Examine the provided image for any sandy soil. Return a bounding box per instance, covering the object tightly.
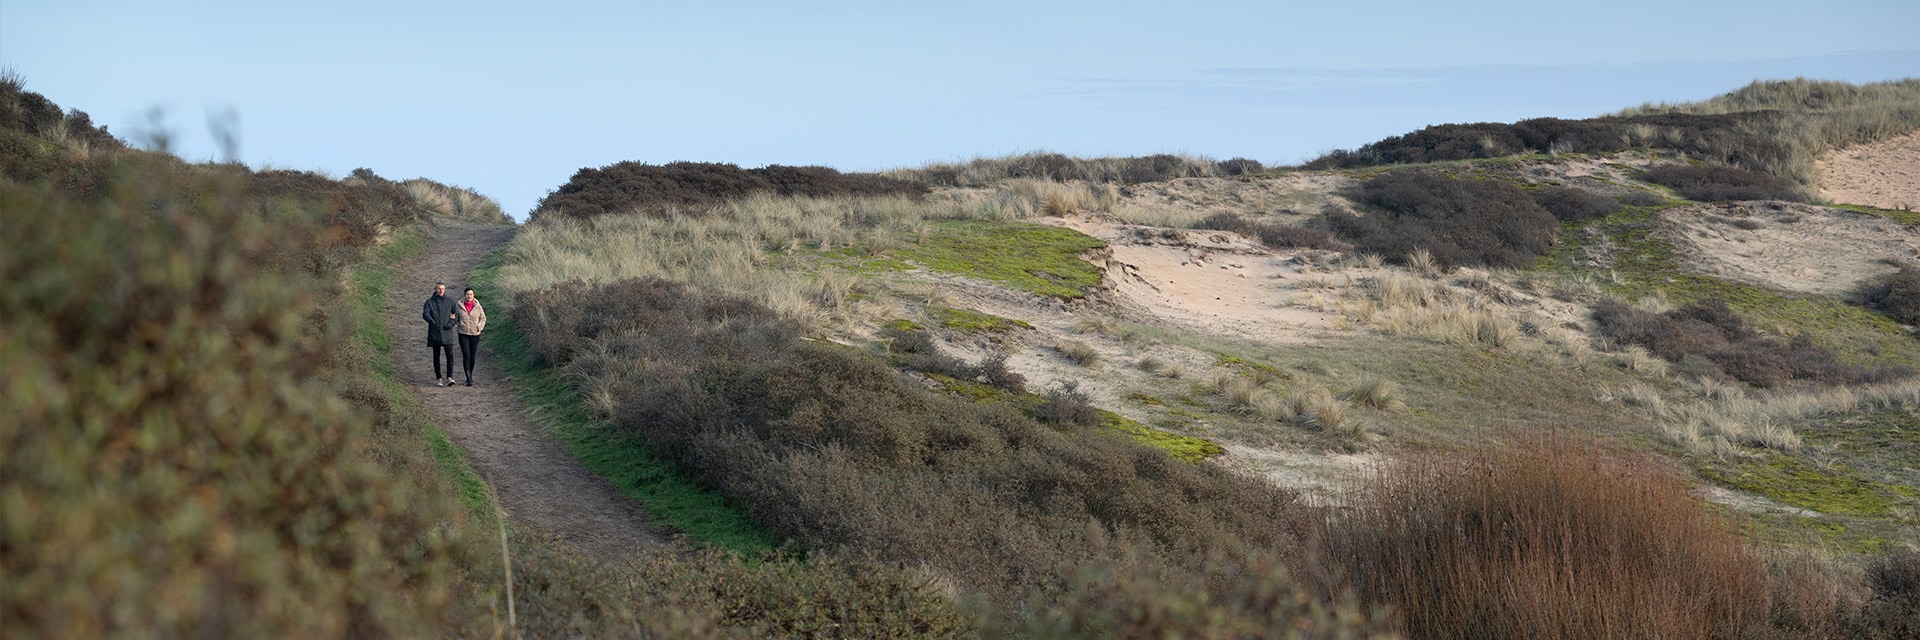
[1052,214,1341,345]
[385,219,665,559]
[1662,202,1918,297]
[1818,130,1920,210]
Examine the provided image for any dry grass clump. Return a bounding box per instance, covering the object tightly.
[510,277,1348,626]
[1593,298,1911,388]
[1287,388,1347,432]
[1134,355,1183,379]
[1055,340,1103,367]
[398,177,512,223]
[1343,376,1404,411]
[1328,170,1560,270]
[1325,436,1778,640]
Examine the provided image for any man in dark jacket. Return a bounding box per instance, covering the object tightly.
[422,282,460,386]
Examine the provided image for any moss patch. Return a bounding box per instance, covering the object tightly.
[934,306,1032,334]
[1833,203,1920,226]
[1693,452,1903,517]
[896,220,1106,298]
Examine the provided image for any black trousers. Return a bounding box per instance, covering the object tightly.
[458,333,481,381]
[431,344,454,379]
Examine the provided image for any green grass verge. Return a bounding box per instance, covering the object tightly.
[896,220,1106,298]
[934,306,1032,334]
[471,250,781,555]
[344,226,498,522]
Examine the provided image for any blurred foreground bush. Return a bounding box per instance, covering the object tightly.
[0,161,457,636]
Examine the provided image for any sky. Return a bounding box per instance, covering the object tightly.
[4,1,1917,220]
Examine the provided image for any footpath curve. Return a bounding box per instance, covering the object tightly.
[384,219,665,559]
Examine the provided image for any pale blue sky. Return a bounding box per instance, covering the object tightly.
[4,1,1916,219]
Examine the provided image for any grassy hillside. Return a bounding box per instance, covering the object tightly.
[12,73,1920,638]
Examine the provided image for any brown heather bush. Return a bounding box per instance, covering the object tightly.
[510,276,1377,629]
[1197,211,1345,251]
[1327,171,1559,269]
[532,160,928,220]
[0,159,457,637]
[1592,298,1909,388]
[1644,164,1809,202]
[1325,436,1776,640]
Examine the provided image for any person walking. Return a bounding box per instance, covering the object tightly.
[455,286,487,387]
[422,282,460,386]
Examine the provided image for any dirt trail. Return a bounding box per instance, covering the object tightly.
[385,219,665,559]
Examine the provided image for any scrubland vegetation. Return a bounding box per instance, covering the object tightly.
[12,65,1920,639]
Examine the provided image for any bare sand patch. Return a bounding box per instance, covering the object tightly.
[1818,130,1920,210]
[1662,202,1919,297]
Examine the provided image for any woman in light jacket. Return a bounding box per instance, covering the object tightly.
[455,287,488,387]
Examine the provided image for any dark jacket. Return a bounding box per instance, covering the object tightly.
[422,293,459,346]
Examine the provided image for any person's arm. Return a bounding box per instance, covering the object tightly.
[475,303,487,333]
[423,299,433,324]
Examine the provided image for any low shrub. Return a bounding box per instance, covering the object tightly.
[2,156,454,636]
[898,151,1224,187]
[1850,550,1920,640]
[1531,184,1622,221]
[1857,266,1920,324]
[511,277,1322,617]
[1034,381,1102,428]
[1644,164,1808,202]
[1327,171,1559,269]
[1325,436,1775,640]
[1591,298,1909,387]
[532,160,928,220]
[1196,212,1344,250]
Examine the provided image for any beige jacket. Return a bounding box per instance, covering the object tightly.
[457,299,487,336]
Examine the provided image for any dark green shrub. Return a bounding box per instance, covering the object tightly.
[1857,267,1920,324]
[1644,164,1808,202]
[533,161,927,220]
[1532,185,1622,221]
[1215,157,1265,175]
[1197,212,1344,250]
[1,161,456,637]
[1327,171,1559,269]
[1591,298,1908,387]
[1850,550,1920,640]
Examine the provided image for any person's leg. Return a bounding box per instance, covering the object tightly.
[459,334,479,384]
[431,345,445,380]
[441,345,456,382]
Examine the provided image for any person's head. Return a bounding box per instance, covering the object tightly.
[463,287,476,301]
[434,282,446,296]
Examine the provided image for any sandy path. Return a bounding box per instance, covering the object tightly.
[386,219,665,559]
[1819,130,1920,210]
